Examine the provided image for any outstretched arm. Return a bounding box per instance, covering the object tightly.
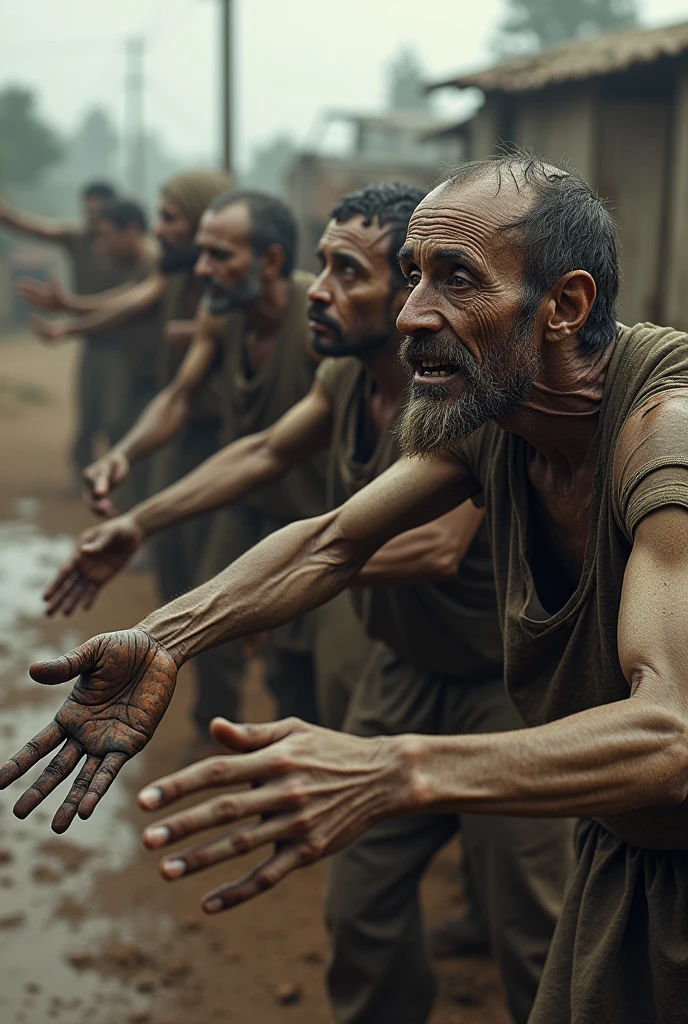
[45,382,334,614]
[0,199,74,242]
[139,451,475,664]
[352,501,484,587]
[17,275,143,315]
[131,504,688,914]
[0,453,476,831]
[82,311,220,516]
[31,271,166,343]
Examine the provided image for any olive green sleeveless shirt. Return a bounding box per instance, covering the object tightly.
[317,356,503,680]
[456,322,688,849]
[216,270,326,523]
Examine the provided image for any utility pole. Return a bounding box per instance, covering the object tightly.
[220,0,233,175]
[125,37,146,199]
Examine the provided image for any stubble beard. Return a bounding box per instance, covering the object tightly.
[397,314,541,457]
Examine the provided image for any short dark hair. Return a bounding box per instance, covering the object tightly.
[82,181,117,201]
[209,190,297,277]
[443,148,619,354]
[330,182,426,289]
[96,198,148,233]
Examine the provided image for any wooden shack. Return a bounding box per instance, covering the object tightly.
[428,21,688,331]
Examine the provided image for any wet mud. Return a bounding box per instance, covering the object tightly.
[0,333,509,1023]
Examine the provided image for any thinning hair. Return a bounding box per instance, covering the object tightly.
[442,147,619,353]
[96,198,148,234]
[209,189,298,277]
[331,181,426,289]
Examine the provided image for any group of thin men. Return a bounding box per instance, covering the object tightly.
[0,154,687,1024]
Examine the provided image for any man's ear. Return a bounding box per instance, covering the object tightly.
[260,243,286,280]
[543,271,597,343]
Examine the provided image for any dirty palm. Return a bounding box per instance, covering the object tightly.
[0,629,177,833]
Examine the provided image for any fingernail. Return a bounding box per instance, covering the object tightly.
[203,897,224,914]
[144,825,171,847]
[139,786,163,808]
[162,858,186,879]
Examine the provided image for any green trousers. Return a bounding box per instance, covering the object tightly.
[325,644,575,1024]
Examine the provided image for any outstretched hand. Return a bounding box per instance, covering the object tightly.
[30,315,71,344]
[138,717,410,913]
[0,630,178,833]
[16,275,68,313]
[82,451,131,517]
[44,516,145,617]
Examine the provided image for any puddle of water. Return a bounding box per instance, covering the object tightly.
[0,506,174,1023]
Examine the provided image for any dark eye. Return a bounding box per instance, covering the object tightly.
[340,266,357,283]
[450,271,473,289]
[406,269,421,288]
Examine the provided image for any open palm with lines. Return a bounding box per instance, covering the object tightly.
[0,629,178,833]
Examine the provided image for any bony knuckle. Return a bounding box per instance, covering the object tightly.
[228,831,252,856]
[301,836,326,861]
[216,795,238,819]
[255,867,278,891]
[295,808,315,834]
[208,758,229,782]
[269,753,292,776]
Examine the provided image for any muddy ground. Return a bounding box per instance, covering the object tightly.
[0,330,509,1024]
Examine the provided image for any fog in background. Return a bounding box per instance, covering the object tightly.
[3,0,688,173]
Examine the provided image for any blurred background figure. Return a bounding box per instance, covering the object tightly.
[0,181,138,491]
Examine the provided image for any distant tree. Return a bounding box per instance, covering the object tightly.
[0,86,62,185]
[67,108,119,179]
[387,49,431,112]
[495,0,638,55]
[245,135,298,198]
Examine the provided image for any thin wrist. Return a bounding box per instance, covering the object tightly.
[387,733,433,814]
[137,612,190,668]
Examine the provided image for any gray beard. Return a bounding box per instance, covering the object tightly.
[397,316,541,457]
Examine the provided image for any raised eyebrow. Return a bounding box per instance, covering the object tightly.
[331,250,366,272]
[432,247,482,275]
[398,246,414,263]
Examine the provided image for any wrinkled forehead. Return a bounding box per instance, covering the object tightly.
[404,176,530,270]
[319,214,394,260]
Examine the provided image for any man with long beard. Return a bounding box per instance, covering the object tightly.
[6,151,688,1023]
[33,182,571,1023]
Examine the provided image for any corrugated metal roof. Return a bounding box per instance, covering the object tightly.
[427,20,688,94]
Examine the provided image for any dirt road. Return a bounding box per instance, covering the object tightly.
[0,331,509,1024]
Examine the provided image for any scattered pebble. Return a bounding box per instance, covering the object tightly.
[67,952,95,971]
[107,942,147,971]
[136,969,157,993]
[163,956,190,982]
[179,915,202,933]
[0,846,13,865]
[0,912,25,929]
[32,864,61,885]
[25,982,41,994]
[274,982,302,1006]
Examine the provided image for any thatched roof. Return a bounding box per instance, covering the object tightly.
[428,20,688,95]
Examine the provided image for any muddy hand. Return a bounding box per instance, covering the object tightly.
[82,451,130,517]
[43,516,145,617]
[0,630,178,833]
[139,717,409,913]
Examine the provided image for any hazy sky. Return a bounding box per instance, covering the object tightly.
[2,0,688,170]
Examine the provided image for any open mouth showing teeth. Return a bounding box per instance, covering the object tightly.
[414,358,458,378]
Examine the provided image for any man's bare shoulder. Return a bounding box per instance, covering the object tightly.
[615,388,688,481]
